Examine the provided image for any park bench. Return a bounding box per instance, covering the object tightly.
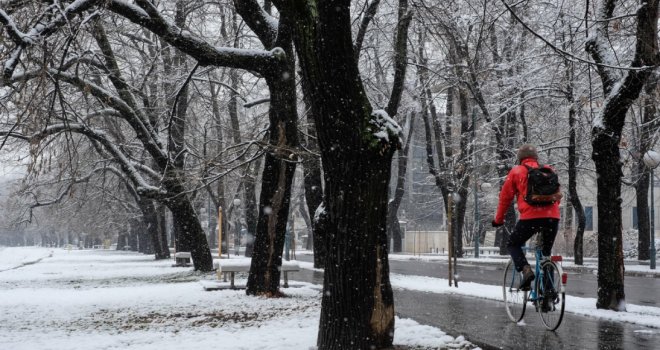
[211,259,300,289]
[174,252,192,266]
[463,246,500,256]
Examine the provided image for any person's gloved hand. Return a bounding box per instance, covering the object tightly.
[492,220,503,227]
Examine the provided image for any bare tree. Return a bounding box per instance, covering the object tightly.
[585,0,659,310]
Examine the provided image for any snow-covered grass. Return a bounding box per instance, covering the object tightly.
[0,248,477,350]
[0,246,53,271]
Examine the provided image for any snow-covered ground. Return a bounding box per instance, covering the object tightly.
[0,247,476,350]
[0,246,53,271]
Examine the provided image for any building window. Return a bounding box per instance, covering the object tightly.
[584,206,593,231]
[632,207,638,230]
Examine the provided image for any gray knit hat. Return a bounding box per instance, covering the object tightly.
[517,144,538,163]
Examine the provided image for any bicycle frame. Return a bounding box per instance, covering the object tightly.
[529,247,566,305]
[503,230,567,330]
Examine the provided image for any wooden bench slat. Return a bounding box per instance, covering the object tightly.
[211,259,299,288]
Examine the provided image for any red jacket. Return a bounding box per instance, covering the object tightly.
[494,158,561,224]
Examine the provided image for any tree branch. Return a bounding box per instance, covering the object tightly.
[233,0,278,47]
[385,0,412,118]
[0,0,102,79]
[354,0,381,62]
[107,0,281,75]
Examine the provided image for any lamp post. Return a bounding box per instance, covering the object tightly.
[643,150,659,270]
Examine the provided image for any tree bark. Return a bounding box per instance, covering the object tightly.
[636,77,659,260]
[300,63,325,268]
[139,197,169,259]
[586,0,658,310]
[245,46,298,296]
[387,113,415,253]
[244,159,259,257]
[289,2,398,347]
[566,65,586,265]
[569,104,586,264]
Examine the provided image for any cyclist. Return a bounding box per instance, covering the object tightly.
[492,144,562,297]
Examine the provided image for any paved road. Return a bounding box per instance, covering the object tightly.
[293,257,660,349]
[395,289,659,350]
[297,255,660,306]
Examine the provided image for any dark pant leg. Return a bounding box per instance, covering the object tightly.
[507,220,537,271]
[540,218,560,257]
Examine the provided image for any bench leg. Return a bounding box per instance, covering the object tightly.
[283,271,289,288]
[230,272,235,289]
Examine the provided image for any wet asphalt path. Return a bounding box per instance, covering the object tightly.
[388,258,660,307]
[395,288,659,350]
[293,258,660,349]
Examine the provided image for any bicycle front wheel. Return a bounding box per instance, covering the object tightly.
[503,260,527,323]
[537,261,566,331]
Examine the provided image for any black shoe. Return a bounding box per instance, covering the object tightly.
[541,301,553,312]
[541,290,558,312]
[519,265,535,291]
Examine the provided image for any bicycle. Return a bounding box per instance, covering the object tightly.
[502,232,567,331]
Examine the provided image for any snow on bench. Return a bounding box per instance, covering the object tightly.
[207,259,300,289]
[173,252,192,267]
[462,246,500,256]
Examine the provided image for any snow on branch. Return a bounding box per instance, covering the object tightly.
[584,0,619,92]
[25,165,125,210]
[499,0,651,79]
[590,0,659,132]
[6,67,172,174]
[0,0,102,79]
[0,9,28,45]
[354,0,382,62]
[108,0,282,75]
[0,123,164,197]
[234,0,279,47]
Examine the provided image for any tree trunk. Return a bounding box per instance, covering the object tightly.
[246,46,298,295]
[387,113,415,253]
[637,78,659,260]
[290,3,397,347]
[586,0,658,310]
[452,86,471,258]
[164,189,213,271]
[636,169,650,261]
[319,155,395,349]
[116,234,126,250]
[244,159,259,257]
[157,204,170,258]
[567,74,586,266]
[209,72,227,252]
[300,72,325,267]
[139,197,168,259]
[592,129,626,310]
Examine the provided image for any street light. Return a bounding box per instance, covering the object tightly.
[642,150,659,270]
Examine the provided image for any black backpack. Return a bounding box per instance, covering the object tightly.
[523,164,561,205]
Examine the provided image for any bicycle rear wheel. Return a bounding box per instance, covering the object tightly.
[537,261,565,331]
[503,260,527,322]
